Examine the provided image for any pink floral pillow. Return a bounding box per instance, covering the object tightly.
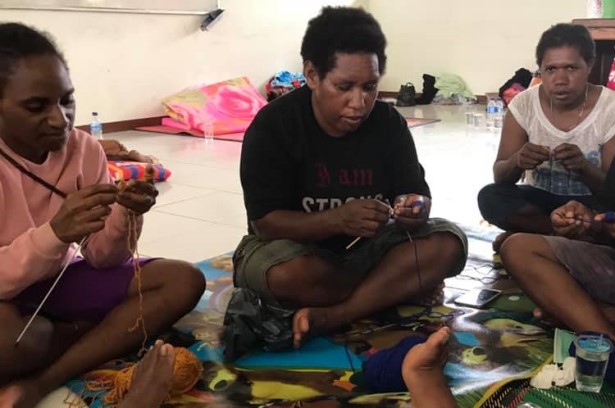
[162,77,268,135]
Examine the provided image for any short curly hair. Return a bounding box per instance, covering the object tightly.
[300,7,387,78]
[0,23,67,96]
[536,23,595,67]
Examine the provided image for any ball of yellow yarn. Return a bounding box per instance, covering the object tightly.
[105,347,202,404]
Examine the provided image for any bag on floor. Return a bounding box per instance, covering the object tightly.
[415,74,438,105]
[265,70,306,101]
[499,68,533,107]
[396,82,416,107]
[222,287,295,361]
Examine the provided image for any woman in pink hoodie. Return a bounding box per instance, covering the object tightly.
[0,23,206,407]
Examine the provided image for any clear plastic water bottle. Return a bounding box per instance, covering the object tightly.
[486,98,497,130]
[90,112,103,140]
[587,0,602,18]
[494,98,505,129]
[203,122,214,144]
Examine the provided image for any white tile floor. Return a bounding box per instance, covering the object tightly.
[113,103,501,264]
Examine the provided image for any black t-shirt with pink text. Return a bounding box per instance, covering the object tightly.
[240,85,430,253]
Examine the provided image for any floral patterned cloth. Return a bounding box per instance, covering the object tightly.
[162,76,268,135]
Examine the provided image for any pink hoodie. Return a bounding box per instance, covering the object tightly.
[0,128,143,300]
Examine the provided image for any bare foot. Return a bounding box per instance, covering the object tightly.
[492,231,514,253]
[411,283,445,307]
[0,378,46,408]
[126,150,159,164]
[292,307,343,349]
[0,385,23,408]
[117,340,176,408]
[0,321,95,408]
[106,150,159,164]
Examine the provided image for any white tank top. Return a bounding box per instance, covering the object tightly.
[508,85,615,196]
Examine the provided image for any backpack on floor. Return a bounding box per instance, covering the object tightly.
[396,82,417,107]
[221,287,295,361]
[265,70,306,101]
[499,68,533,107]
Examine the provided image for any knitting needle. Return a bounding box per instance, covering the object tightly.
[15,236,87,346]
[554,211,615,225]
[345,199,395,250]
[345,236,362,250]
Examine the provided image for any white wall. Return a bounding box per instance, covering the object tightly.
[1,0,359,125]
[369,0,586,95]
[2,0,588,124]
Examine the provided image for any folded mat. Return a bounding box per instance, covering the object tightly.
[162,76,267,136]
[135,117,439,143]
[66,237,559,408]
[107,161,171,183]
[135,124,245,142]
[405,117,440,128]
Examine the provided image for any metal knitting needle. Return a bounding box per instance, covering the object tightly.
[15,236,87,346]
[558,215,593,224]
[345,236,362,250]
[554,211,615,225]
[346,199,394,250]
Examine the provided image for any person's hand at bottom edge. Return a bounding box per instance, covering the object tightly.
[402,327,457,408]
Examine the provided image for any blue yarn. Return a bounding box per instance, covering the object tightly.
[568,331,615,385]
[363,335,426,393]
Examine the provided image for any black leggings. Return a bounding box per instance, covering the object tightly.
[477,183,595,230]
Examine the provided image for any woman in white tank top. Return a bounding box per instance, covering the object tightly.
[478,23,615,252]
[500,25,615,349]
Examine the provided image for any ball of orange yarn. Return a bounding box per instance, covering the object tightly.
[104,347,202,404]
